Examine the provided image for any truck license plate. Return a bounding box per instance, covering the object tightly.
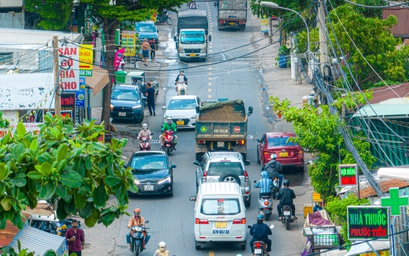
[217,142,224,147]
[119,112,126,117]
[144,185,154,191]
[190,53,196,57]
[254,249,262,254]
[176,120,184,125]
[229,22,235,26]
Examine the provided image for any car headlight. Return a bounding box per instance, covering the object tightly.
[132,105,142,109]
[110,104,114,111]
[158,177,171,184]
[134,179,140,185]
[190,114,198,119]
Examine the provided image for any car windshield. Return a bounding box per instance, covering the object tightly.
[180,31,205,44]
[130,155,168,171]
[267,136,298,147]
[201,198,240,215]
[136,24,156,32]
[111,89,140,101]
[207,162,243,176]
[167,99,196,110]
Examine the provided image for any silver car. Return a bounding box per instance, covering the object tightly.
[193,151,251,207]
[162,95,201,129]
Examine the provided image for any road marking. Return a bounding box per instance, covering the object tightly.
[208,95,212,98]
[208,77,212,80]
[209,67,212,70]
[209,72,212,75]
[209,50,212,53]
[208,88,212,92]
[209,251,214,256]
[208,82,212,86]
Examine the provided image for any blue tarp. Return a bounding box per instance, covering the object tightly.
[9,226,67,256]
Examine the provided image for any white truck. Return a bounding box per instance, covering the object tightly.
[174,10,211,61]
[214,0,248,30]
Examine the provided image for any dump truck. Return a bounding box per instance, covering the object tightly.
[174,10,211,61]
[195,99,253,161]
[214,0,248,30]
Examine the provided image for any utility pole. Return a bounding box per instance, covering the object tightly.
[318,0,329,73]
[53,36,61,116]
[269,17,273,44]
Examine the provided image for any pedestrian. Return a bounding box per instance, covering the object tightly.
[141,38,151,66]
[65,220,85,256]
[145,82,156,116]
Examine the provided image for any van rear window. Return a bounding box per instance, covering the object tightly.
[200,199,240,215]
[207,162,243,176]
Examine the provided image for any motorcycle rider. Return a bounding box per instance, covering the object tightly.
[127,208,151,249]
[249,214,272,255]
[153,241,170,256]
[160,116,178,149]
[265,153,283,189]
[174,69,188,92]
[276,180,297,220]
[254,171,274,198]
[138,123,152,141]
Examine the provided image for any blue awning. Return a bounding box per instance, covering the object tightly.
[9,226,67,256]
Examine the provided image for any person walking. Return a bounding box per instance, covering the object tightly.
[65,220,85,256]
[141,38,151,66]
[145,82,156,116]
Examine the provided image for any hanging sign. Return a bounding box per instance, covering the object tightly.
[347,206,389,241]
[339,164,358,186]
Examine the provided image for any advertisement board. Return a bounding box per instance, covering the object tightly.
[347,206,389,241]
[59,44,80,90]
[339,164,358,186]
[79,44,93,77]
[121,31,138,57]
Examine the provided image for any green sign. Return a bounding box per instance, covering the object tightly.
[381,187,409,216]
[200,126,207,133]
[339,164,358,186]
[347,206,389,241]
[80,70,93,76]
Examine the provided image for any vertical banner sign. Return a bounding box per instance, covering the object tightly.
[121,30,137,57]
[260,17,269,34]
[59,44,80,90]
[347,206,389,241]
[79,44,93,77]
[339,164,358,186]
[114,48,126,71]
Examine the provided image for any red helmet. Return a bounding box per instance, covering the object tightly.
[134,208,141,214]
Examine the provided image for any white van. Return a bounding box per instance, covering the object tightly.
[189,182,247,250]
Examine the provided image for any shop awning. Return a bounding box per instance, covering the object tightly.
[85,66,109,96]
[9,226,67,256]
[378,167,409,181]
[344,241,389,256]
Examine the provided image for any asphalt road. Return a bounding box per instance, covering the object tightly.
[83,2,313,256]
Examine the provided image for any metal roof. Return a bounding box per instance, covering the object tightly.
[352,104,409,118]
[382,8,409,37]
[0,28,82,45]
[9,226,67,256]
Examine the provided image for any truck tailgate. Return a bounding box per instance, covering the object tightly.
[196,122,246,138]
[218,10,247,20]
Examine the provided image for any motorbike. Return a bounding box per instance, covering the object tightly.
[156,10,172,25]
[188,1,198,9]
[175,82,188,95]
[248,224,274,256]
[129,220,149,256]
[162,130,175,155]
[139,133,153,151]
[280,205,295,230]
[254,181,273,221]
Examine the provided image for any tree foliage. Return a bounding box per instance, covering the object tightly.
[0,113,138,230]
[24,0,73,30]
[270,96,376,199]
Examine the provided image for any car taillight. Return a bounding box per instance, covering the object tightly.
[195,218,209,224]
[202,171,207,182]
[299,150,303,154]
[255,242,261,248]
[237,140,245,145]
[239,21,245,24]
[244,171,249,182]
[233,218,246,224]
[198,140,205,144]
[263,151,270,159]
[264,200,270,206]
[220,20,225,24]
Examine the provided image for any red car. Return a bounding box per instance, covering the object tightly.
[256,132,304,172]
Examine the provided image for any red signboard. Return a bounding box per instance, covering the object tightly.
[339,164,358,186]
[234,126,240,133]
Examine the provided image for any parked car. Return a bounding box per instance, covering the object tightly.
[125,151,176,196]
[110,84,146,123]
[162,95,201,129]
[135,21,159,50]
[193,151,251,207]
[256,132,304,172]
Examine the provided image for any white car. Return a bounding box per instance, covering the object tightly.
[162,95,201,129]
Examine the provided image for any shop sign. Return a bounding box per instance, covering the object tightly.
[347,206,389,241]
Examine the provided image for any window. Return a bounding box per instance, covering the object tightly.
[267,137,298,147]
[201,199,240,215]
[168,99,197,110]
[207,162,243,176]
[111,89,140,101]
[130,155,168,170]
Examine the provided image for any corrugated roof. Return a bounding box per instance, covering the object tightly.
[353,104,409,118]
[0,28,82,45]
[369,83,409,104]
[383,8,409,37]
[9,226,67,256]
[358,179,409,198]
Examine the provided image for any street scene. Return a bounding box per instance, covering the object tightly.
[1,0,409,256]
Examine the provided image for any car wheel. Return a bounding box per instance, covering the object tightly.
[241,153,246,162]
[218,173,241,186]
[195,241,201,250]
[245,200,250,208]
[135,114,144,123]
[239,243,246,250]
[257,150,260,163]
[299,165,305,173]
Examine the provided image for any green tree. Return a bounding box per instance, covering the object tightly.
[270,96,376,199]
[0,113,138,230]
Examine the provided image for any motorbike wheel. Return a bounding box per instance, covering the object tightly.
[134,240,141,256]
[166,17,172,25]
[265,214,270,221]
[285,218,290,230]
[166,147,171,155]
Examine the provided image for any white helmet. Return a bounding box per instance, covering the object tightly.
[142,123,148,130]
[158,241,166,251]
[166,116,172,124]
[271,153,276,160]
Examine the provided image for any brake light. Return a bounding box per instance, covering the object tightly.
[237,140,245,145]
[233,218,246,224]
[244,171,249,182]
[220,20,225,24]
[255,242,261,248]
[264,200,270,206]
[239,21,245,24]
[299,150,303,154]
[195,218,209,224]
[198,140,205,144]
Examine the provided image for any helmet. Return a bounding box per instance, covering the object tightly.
[271,153,276,160]
[257,214,264,221]
[261,171,268,179]
[166,116,172,124]
[158,241,166,252]
[142,123,148,130]
[283,179,289,187]
[180,69,184,73]
[133,208,141,214]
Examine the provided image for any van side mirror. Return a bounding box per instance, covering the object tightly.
[248,106,253,116]
[171,164,177,169]
[196,106,200,112]
[255,139,261,143]
[208,35,212,42]
[189,196,196,201]
[245,160,250,166]
[193,160,200,166]
[174,36,177,41]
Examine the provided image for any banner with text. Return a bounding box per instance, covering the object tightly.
[347,206,389,241]
[121,30,138,57]
[59,44,80,90]
[79,44,93,77]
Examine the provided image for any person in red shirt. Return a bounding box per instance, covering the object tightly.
[65,220,85,256]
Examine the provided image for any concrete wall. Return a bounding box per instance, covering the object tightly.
[0,12,24,29]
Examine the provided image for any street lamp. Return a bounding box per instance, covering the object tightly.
[260,1,310,55]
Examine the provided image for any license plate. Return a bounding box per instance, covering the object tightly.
[279,152,288,157]
[229,22,235,26]
[176,120,184,125]
[284,210,291,216]
[144,185,154,191]
[215,222,226,228]
[254,249,262,254]
[217,142,224,147]
[189,53,196,57]
[119,112,126,117]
